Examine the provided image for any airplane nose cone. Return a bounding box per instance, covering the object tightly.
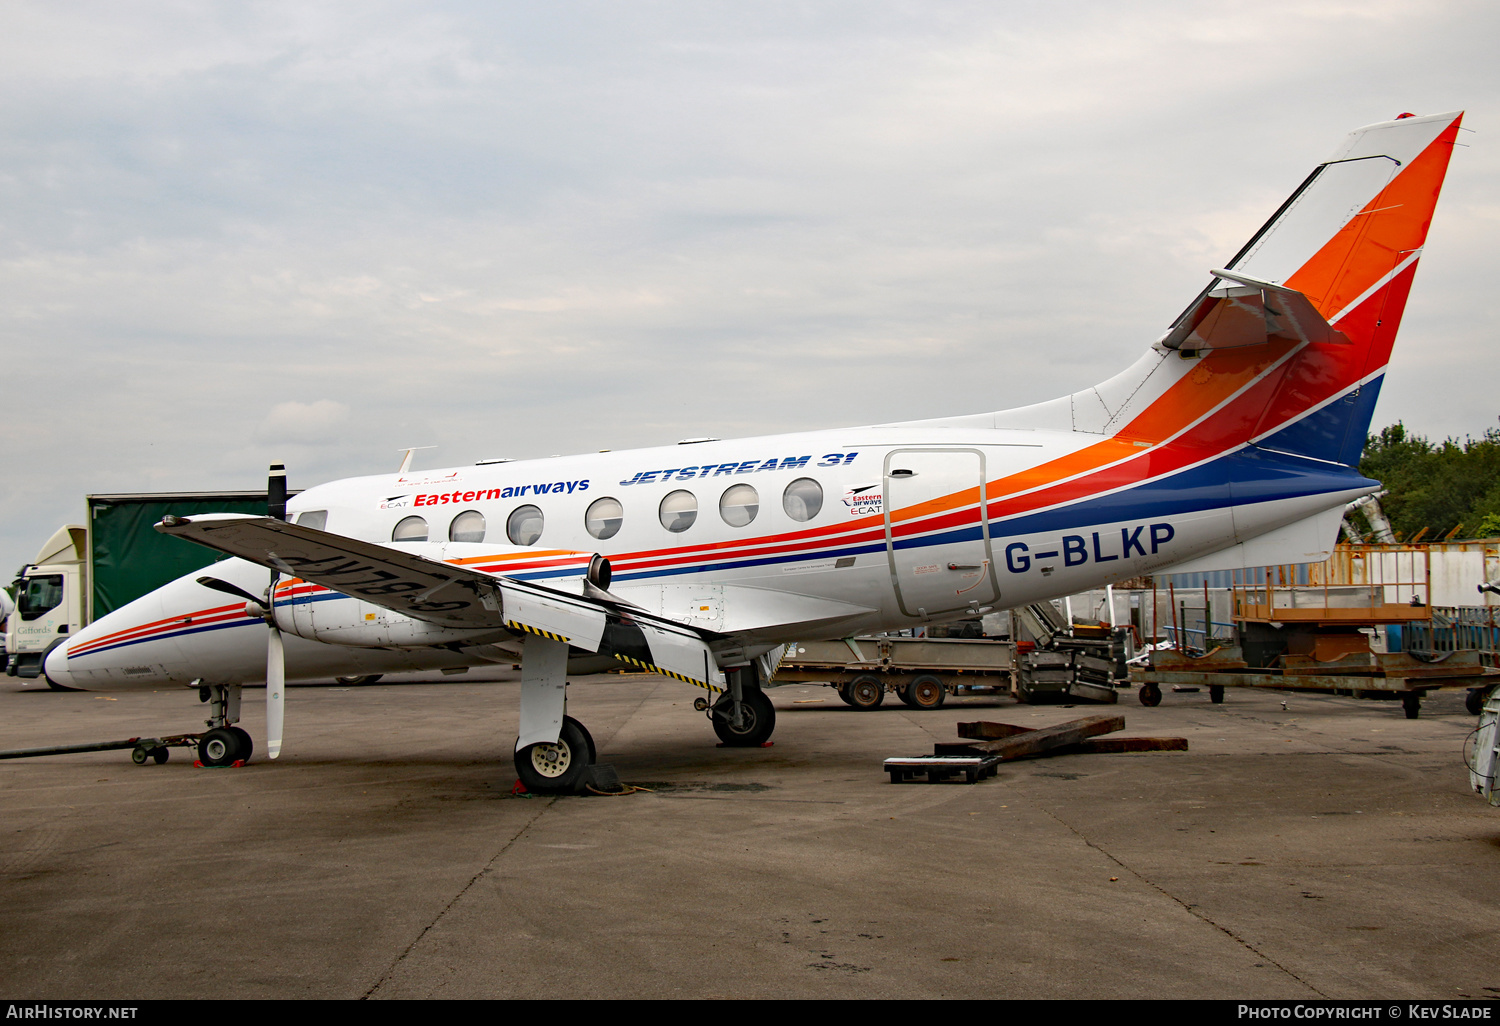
[43,641,74,688]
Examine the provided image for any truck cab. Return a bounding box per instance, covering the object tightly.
[5,525,87,683]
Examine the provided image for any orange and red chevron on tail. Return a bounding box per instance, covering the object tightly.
[1248,112,1462,465]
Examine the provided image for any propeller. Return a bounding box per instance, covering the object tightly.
[200,463,289,758]
[265,462,287,758]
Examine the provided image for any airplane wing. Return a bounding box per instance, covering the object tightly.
[155,513,725,690]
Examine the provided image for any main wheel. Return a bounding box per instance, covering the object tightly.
[514,719,591,794]
[712,688,777,747]
[903,675,947,710]
[564,715,596,765]
[1467,688,1490,716]
[228,726,254,764]
[846,675,886,709]
[198,727,246,767]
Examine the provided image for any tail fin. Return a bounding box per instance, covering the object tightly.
[1216,110,1464,465]
[977,112,1462,461]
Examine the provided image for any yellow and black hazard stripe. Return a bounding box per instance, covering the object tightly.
[505,620,571,644]
[614,654,724,693]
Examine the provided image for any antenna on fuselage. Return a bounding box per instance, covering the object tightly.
[396,446,436,474]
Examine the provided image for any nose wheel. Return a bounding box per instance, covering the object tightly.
[198,726,253,767]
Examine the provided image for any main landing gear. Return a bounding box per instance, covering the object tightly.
[512,636,606,795]
[514,716,596,794]
[705,664,777,747]
[510,641,781,793]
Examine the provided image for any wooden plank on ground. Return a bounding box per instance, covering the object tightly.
[935,733,1187,758]
[957,721,1035,740]
[1072,737,1187,754]
[946,714,1124,760]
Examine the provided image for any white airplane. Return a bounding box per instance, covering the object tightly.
[44,111,1465,791]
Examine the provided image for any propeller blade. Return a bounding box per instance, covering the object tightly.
[266,625,285,760]
[195,576,265,605]
[268,462,287,522]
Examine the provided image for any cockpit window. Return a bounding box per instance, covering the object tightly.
[295,510,328,531]
[449,510,486,543]
[507,505,544,546]
[392,516,428,542]
[782,478,822,522]
[659,490,697,533]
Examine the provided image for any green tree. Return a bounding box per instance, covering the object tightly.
[1359,422,1500,539]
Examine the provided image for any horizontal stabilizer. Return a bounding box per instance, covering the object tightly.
[1162,271,1349,351]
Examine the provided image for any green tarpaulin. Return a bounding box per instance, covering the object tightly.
[88,494,273,620]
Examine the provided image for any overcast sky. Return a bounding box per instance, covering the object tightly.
[2,1,1495,572]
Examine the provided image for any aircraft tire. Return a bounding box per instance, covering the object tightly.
[712,688,776,747]
[228,726,254,764]
[514,719,591,794]
[846,675,885,710]
[565,715,596,765]
[198,727,246,767]
[904,675,947,710]
[1467,687,1490,717]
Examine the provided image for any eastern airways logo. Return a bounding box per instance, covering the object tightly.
[843,485,882,517]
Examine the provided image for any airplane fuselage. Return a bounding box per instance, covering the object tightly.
[48,418,1373,692]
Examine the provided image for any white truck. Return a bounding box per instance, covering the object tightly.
[5,491,278,687]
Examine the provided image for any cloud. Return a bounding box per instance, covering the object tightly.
[257,400,351,443]
[1,1,1496,568]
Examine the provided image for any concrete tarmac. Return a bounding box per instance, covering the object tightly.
[1,673,1497,1000]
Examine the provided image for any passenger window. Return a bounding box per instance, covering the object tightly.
[719,484,759,527]
[295,510,328,531]
[585,497,623,540]
[507,505,544,546]
[392,516,428,542]
[782,478,822,522]
[449,510,486,543]
[659,490,697,533]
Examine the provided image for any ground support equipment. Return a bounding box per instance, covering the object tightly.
[1131,645,1500,718]
[0,732,205,765]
